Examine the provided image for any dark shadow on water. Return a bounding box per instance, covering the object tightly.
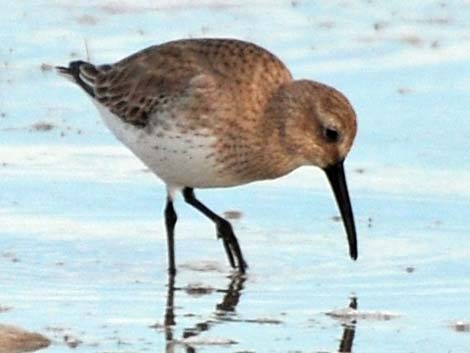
[159,275,357,353]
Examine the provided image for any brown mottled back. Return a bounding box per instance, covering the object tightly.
[79,39,292,129]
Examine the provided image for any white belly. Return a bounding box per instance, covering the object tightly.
[93,102,232,189]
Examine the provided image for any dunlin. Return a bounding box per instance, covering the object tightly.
[57,38,358,275]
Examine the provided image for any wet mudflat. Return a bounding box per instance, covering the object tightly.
[2,0,470,352]
[2,206,470,353]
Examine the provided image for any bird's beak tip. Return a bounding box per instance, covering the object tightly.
[323,160,358,261]
[351,251,358,261]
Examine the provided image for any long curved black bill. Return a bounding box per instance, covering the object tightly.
[324,161,358,260]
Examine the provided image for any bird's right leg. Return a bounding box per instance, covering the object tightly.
[164,195,177,276]
[182,187,247,273]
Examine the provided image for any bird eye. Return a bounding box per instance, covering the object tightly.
[324,127,341,143]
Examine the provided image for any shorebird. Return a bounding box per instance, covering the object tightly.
[57,38,358,275]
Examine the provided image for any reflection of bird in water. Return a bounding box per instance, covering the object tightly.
[158,274,357,353]
[162,274,245,352]
[338,297,357,353]
[57,38,358,275]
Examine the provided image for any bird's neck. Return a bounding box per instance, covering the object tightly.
[247,114,304,181]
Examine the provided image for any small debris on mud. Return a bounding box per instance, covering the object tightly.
[431,40,440,49]
[373,21,388,31]
[451,321,470,332]
[290,0,300,8]
[223,210,243,220]
[354,167,365,174]
[45,327,86,348]
[64,334,82,348]
[183,283,215,296]
[0,306,12,313]
[326,307,400,321]
[1,252,20,263]
[400,35,424,47]
[30,122,56,132]
[397,87,413,95]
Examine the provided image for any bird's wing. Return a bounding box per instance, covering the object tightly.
[57,39,292,128]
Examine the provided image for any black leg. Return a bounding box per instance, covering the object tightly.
[182,187,247,273]
[165,197,177,275]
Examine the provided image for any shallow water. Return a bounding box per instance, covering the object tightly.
[1,1,470,352]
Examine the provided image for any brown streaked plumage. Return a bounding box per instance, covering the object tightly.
[57,38,358,275]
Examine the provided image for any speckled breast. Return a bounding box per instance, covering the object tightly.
[94,101,240,188]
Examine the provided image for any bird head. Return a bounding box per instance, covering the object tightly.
[274,80,359,260]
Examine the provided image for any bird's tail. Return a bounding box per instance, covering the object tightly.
[56,60,97,97]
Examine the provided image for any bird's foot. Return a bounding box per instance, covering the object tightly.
[216,219,248,273]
